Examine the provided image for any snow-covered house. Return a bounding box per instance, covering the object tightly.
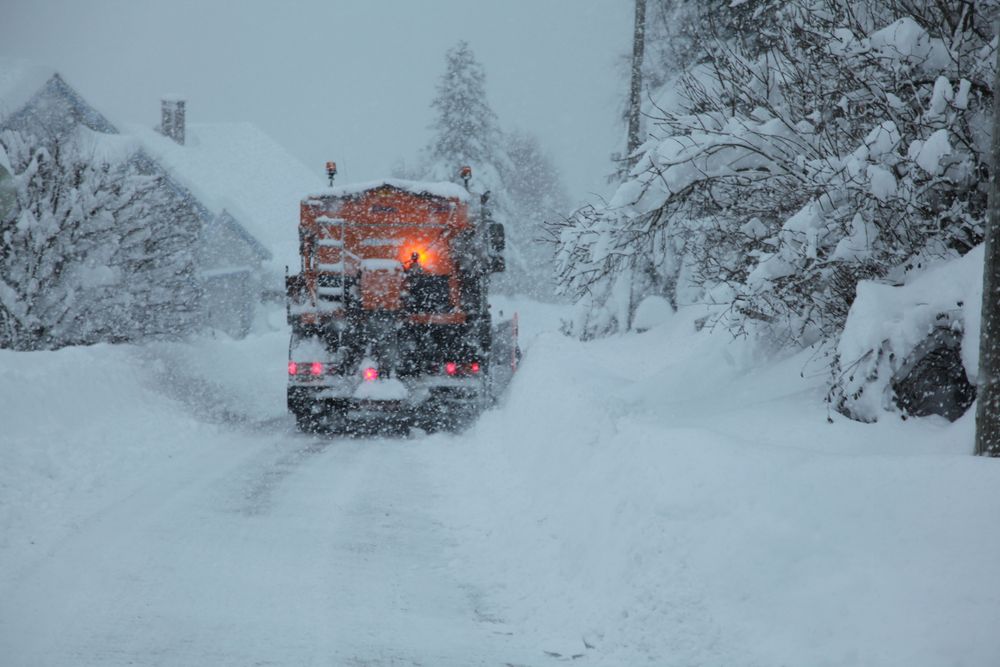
[0,59,315,338]
[126,108,326,307]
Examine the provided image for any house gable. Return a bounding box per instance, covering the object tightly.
[1,73,117,138]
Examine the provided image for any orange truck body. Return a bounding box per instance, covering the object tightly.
[298,182,470,324]
[286,177,516,434]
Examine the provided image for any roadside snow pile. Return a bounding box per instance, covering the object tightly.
[435,308,1000,665]
[631,295,673,332]
[489,293,572,346]
[834,247,982,422]
[0,331,288,591]
[0,344,202,577]
[141,329,289,424]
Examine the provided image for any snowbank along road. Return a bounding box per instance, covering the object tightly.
[1,297,998,665]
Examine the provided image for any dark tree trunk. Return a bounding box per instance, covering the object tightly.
[975,33,1000,456]
[627,0,646,163]
[623,0,648,331]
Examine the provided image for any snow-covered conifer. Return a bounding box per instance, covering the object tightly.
[503,128,568,295]
[413,41,568,297]
[425,41,504,180]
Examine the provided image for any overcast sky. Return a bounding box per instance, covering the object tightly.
[1,0,631,204]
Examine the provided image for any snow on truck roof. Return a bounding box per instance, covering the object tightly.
[307,179,470,203]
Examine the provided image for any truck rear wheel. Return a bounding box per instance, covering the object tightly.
[292,401,347,436]
[294,410,320,433]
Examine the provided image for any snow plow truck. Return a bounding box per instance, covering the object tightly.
[286,166,518,434]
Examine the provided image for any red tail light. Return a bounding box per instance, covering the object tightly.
[445,361,458,376]
[288,361,298,375]
[310,362,323,376]
[363,367,378,381]
[469,362,480,374]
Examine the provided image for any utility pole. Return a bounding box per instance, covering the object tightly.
[975,34,1000,456]
[626,0,647,165]
[624,0,647,331]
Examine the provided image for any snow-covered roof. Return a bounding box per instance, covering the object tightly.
[0,59,307,272]
[0,59,118,137]
[127,122,324,272]
[309,178,470,203]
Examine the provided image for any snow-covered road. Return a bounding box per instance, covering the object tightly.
[2,298,999,666]
[2,423,540,666]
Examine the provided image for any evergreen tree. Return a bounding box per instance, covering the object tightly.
[415,40,568,297]
[505,128,569,293]
[426,41,505,180]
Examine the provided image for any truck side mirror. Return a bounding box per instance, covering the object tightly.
[488,223,505,273]
[285,271,306,325]
[286,272,305,302]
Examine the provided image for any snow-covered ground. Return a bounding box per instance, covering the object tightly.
[1,298,998,666]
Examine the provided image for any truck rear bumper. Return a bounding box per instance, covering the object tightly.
[288,381,482,421]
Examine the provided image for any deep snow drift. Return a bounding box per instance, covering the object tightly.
[1,298,998,665]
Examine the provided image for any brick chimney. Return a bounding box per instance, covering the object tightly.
[161,96,186,145]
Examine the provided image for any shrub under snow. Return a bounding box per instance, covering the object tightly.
[0,128,200,350]
[833,244,982,422]
[553,0,996,421]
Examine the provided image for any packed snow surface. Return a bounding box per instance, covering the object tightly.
[1,299,997,665]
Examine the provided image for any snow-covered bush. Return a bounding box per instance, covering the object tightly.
[556,0,995,351]
[833,245,983,421]
[0,128,200,350]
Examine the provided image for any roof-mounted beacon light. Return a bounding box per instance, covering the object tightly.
[326,161,338,186]
[460,165,472,190]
